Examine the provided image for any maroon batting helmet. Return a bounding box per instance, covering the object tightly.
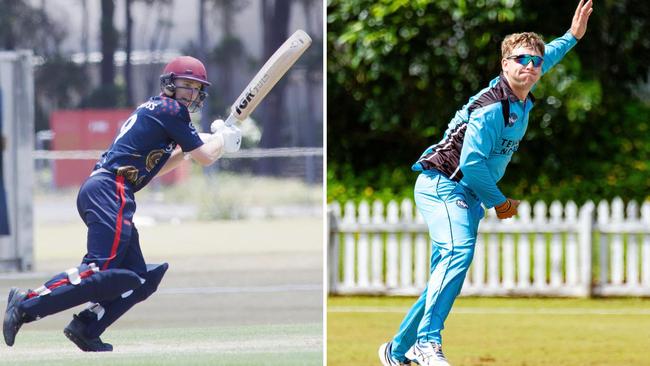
[160,56,211,86]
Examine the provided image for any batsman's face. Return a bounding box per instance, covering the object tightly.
[502,46,542,91]
[174,79,204,108]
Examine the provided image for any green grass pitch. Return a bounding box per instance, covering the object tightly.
[328,296,650,366]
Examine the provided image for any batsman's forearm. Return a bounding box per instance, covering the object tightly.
[189,133,225,166]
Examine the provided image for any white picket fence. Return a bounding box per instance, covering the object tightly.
[328,198,650,297]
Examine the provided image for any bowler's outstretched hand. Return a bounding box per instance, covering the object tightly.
[570,0,594,40]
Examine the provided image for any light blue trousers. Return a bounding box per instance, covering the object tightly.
[391,170,484,360]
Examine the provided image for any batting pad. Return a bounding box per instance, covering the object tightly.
[79,262,169,338]
[19,265,143,320]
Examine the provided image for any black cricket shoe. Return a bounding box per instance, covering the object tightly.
[3,287,27,346]
[63,314,113,352]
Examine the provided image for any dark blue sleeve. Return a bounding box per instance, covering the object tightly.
[151,99,204,152]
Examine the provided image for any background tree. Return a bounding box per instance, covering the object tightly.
[81,0,123,107]
[0,0,88,132]
[258,0,292,175]
[124,0,134,106]
[327,0,650,204]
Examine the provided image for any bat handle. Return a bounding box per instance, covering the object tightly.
[224,114,239,127]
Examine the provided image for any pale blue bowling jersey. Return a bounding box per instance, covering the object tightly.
[412,31,578,208]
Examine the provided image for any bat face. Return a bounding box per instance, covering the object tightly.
[230,30,312,122]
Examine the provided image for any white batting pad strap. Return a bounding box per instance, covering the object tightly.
[121,290,134,298]
[87,303,106,321]
[65,267,81,285]
[33,285,51,296]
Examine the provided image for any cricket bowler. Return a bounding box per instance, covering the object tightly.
[3,56,241,351]
[379,1,593,365]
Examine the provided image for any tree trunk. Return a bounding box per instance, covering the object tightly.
[80,0,89,69]
[198,0,210,131]
[124,0,133,106]
[100,0,117,95]
[258,0,292,175]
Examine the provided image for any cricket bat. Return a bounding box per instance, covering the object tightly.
[223,29,312,126]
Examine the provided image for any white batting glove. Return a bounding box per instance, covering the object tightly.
[217,125,242,153]
[210,119,226,134]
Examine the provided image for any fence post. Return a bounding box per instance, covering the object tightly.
[579,201,594,297]
[533,201,548,289]
[517,202,532,289]
[597,200,610,291]
[343,201,357,288]
[371,200,385,287]
[357,201,370,288]
[642,203,650,287]
[400,199,414,288]
[565,201,578,286]
[328,203,341,293]
[611,198,624,285]
[502,218,515,289]
[549,201,563,287]
[386,201,399,288]
[626,201,639,287]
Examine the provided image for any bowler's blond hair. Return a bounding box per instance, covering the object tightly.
[501,32,545,58]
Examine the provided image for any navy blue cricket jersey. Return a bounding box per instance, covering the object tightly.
[94,96,204,192]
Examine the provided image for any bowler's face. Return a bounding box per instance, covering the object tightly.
[502,46,543,92]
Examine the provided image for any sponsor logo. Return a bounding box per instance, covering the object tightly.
[164,142,176,153]
[234,74,271,115]
[456,199,469,209]
[235,91,256,114]
[508,112,518,127]
[497,138,520,155]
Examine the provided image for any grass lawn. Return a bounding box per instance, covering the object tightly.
[328,296,650,366]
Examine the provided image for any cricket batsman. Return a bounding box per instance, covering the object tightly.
[3,56,241,351]
[379,1,593,365]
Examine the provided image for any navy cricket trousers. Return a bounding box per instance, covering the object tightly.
[77,171,146,274]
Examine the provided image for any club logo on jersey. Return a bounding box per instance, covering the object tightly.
[116,166,139,185]
[508,112,518,127]
[456,199,469,209]
[146,149,165,172]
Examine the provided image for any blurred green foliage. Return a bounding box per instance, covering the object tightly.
[327,0,650,204]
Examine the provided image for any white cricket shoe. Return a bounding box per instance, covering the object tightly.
[405,340,451,366]
[378,341,411,366]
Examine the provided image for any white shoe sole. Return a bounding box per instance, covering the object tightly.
[405,344,450,366]
[378,342,391,366]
